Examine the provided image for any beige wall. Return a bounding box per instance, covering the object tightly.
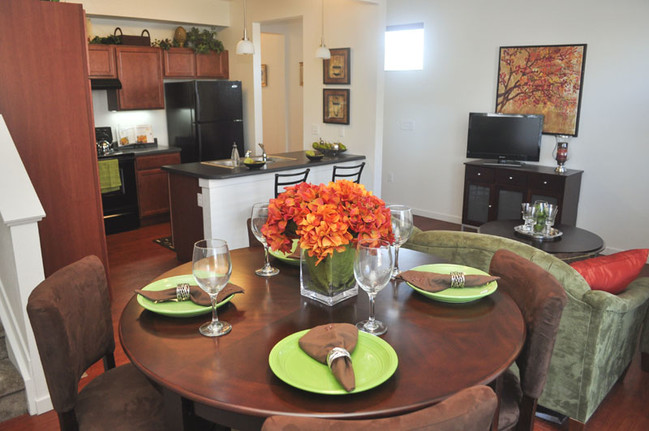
[382,0,649,253]
[261,33,288,154]
[80,0,230,26]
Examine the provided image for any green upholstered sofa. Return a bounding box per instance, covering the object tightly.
[404,229,649,428]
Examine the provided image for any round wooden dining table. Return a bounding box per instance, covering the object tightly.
[119,247,525,431]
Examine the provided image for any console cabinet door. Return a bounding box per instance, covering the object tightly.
[462,165,495,226]
[109,46,164,110]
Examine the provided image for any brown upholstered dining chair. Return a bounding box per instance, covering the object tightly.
[26,255,164,431]
[489,249,568,431]
[275,168,310,197]
[261,385,497,431]
[332,162,365,183]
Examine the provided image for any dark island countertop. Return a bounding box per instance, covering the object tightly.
[161,150,365,180]
[97,145,181,159]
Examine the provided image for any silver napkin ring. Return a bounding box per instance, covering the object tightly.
[326,347,351,369]
[176,283,191,301]
[450,271,465,288]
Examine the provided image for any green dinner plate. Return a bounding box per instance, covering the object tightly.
[406,264,498,303]
[136,274,233,317]
[268,239,300,266]
[268,330,398,395]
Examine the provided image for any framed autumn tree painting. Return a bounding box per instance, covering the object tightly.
[496,44,587,136]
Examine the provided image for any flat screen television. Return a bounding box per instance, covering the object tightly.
[466,113,543,165]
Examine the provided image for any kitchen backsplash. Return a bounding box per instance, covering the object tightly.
[92,90,169,147]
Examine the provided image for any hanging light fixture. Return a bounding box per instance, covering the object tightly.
[236,0,254,55]
[315,0,331,59]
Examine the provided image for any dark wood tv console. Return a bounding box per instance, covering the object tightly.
[462,160,583,228]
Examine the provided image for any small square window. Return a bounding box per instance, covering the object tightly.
[384,23,424,71]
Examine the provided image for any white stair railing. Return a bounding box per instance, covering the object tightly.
[0,114,52,414]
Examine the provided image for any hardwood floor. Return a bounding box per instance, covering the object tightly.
[1,218,647,430]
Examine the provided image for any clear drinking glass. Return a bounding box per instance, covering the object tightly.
[192,239,233,337]
[354,239,393,336]
[544,204,559,235]
[388,205,413,278]
[251,202,280,277]
[522,203,536,232]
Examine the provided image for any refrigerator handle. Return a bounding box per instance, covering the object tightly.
[233,119,243,122]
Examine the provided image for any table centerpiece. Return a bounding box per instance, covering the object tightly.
[262,180,393,305]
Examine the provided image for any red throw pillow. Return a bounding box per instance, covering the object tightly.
[570,249,649,294]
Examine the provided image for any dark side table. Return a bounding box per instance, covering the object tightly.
[479,220,605,262]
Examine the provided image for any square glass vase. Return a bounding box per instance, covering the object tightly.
[300,245,358,306]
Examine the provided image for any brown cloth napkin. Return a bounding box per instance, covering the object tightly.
[298,323,358,392]
[398,270,499,293]
[135,283,244,307]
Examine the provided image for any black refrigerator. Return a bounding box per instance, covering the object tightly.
[165,80,244,163]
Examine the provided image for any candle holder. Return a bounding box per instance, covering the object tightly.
[552,135,571,173]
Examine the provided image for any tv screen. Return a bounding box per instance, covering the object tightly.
[466,113,543,165]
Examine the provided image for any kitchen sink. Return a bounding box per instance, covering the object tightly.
[201,155,297,169]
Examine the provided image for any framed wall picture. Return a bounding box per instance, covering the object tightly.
[323,48,350,85]
[496,44,587,136]
[261,64,268,87]
[299,62,303,86]
[323,89,349,124]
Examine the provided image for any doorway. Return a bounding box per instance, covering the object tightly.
[255,17,303,154]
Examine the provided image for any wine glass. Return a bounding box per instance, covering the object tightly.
[192,239,233,337]
[251,202,280,277]
[544,204,559,235]
[354,239,393,336]
[388,205,413,278]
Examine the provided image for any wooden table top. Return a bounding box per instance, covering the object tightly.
[479,219,605,261]
[119,247,525,430]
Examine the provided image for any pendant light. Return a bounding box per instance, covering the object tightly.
[236,0,254,55]
[315,0,331,59]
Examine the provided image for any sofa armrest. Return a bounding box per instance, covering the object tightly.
[580,277,649,313]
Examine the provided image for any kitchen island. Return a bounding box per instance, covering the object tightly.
[162,151,365,261]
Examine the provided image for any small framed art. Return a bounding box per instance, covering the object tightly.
[323,48,350,85]
[323,89,349,125]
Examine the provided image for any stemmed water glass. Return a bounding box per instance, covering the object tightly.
[251,202,280,277]
[521,203,536,232]
[388,205,413,278]
[354,239,393,336]
[544,204,559,235]
[192,239,233,337]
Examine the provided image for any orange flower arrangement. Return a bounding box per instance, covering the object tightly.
[262,180,394,264]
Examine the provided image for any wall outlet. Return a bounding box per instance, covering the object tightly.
[400,120,415,131]
[388,172,394,183]
[339,127,345,138]
[311,124,320,135]
[197,193,203,207]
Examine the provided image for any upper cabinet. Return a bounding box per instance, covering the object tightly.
[163,48,229,79]
[88,45,116,78]
[107,46,164,110]
[89,45,230,110]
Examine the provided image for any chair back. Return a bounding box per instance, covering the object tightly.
[275,168,310,197]
[261,385,497,431]
[27,255,115,414]
[489,249,567,399]
[332,162,365,183]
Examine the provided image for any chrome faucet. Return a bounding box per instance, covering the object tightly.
[258,143,267,161]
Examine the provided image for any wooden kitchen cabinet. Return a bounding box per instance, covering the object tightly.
[108,46,164,110]
[462,160,583,228]
[135,152,181,224]
[88,44,116,78]
[163,48,229,79]
[196,50,229,78]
